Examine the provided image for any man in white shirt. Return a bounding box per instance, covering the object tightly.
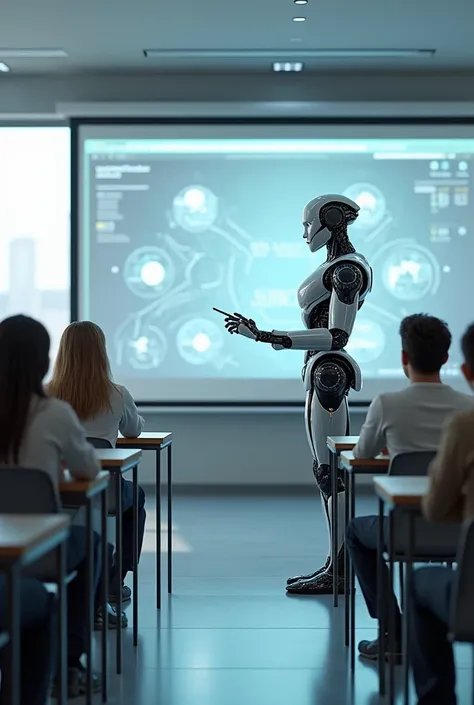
[346,313,473,661]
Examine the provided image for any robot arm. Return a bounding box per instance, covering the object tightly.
[215,262,364,352]
[248,262,364,351]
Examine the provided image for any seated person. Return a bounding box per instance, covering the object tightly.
[0,576,56,705]
[346,313,473,661]
[0,314,103,696]
[48,320,146,603]
[410,322,474,705]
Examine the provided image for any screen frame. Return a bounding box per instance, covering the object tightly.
[71,115,474,407]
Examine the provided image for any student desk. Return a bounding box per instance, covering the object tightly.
[0,514,70,705]
[116,432,173,609]
[59,470,110,704]
[339,452,390,662]
[327,436,359,606]
[95,449,142,674]
[373,476,430,705]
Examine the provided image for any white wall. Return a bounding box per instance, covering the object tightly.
[136,408,367,486]
[2,69,467,484]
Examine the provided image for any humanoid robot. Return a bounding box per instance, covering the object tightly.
[215,194,372,594]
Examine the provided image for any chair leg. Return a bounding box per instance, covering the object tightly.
[399,563,405,612]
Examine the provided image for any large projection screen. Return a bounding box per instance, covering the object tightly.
[76,122,474,403]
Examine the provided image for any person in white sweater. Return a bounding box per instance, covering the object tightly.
[48,320,146,604]
[346,314,473,662]
[0,314,102,697]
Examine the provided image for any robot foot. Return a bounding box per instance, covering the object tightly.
[286,571,345,595]
[286,556,330,586]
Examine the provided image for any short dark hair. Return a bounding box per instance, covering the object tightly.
[399,314,451,374]
[0,315,50,464]
[461,323,474,372]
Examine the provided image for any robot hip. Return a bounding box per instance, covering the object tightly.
[302,350,362,394]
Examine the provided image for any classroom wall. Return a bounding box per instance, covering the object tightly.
[2,70,474,115]
[137,408,367,486]
[2,69,468,484]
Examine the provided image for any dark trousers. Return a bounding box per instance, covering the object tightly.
[346,515,402,638]
[0,576,56,705]
[114,479,146,581]
[410,566,456,705]
[67,525,101,665]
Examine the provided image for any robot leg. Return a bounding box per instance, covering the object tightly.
[287,357,350,595]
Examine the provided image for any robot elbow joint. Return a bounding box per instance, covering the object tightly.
[330,329,349,350]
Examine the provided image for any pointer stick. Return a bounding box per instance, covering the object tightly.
[213,307,234,318]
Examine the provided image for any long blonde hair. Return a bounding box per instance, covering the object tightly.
[48,321,114,420]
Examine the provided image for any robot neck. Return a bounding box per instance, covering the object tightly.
[326,230,356,261]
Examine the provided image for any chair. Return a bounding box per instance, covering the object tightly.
[449,518,474,643]
[389,451,437,477]
[0,467,73,705]
[380,452,459,700]
[87,438,112,450]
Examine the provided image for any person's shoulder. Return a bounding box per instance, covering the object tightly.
[448,388,474,411]
[446,406,474,432]
[37,396,81,429]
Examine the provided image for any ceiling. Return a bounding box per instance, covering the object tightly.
[0,0,473,74]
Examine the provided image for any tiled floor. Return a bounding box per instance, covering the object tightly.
[93,490,472,704]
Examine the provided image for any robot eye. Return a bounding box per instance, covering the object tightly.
[323,206,344,229]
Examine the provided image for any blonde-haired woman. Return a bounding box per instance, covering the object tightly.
[48,321,146,606]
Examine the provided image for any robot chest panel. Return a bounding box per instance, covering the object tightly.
[297,262,331,328]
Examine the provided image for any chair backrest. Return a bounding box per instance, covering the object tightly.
[0,467,60,514]
[0,467,63,580]
[449,518,474,643]
[388,451,459,560]
[86,437,119,513]
[389,451,437,477]
[87,437,113,449]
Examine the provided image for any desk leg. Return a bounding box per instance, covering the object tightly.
[403,513,415,705]
[377,498,386,697]
[331,451,338,608]
[58,540,67,705]
[85,499,94,705]
[101,488,108,702]
[6,565,20,705]
[388,509,395,705]
[156,450,161,610]
[132,461,139,647]
[344,468,350,648]
[167,444,172,595]
[350,472,356,673]
[115,473,123,674]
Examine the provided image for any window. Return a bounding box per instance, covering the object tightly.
[0,125,70,359]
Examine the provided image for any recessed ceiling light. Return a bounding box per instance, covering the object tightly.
[0,62,10,72]
[292,16,306,21]
[0,49,67,58]
[273,61,304,72]
[294,0,308,4]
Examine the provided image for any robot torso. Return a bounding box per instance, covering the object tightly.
[297,252,372,330]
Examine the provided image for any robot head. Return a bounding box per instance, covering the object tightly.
[302,194,360,253]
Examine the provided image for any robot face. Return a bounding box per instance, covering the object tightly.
[302,194,360,253]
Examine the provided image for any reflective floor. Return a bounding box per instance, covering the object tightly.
[88,490,471,704]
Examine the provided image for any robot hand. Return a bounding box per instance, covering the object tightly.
[213,308,260,340]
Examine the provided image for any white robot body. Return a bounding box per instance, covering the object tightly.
[217,194,373,590]
[298,252,372,327]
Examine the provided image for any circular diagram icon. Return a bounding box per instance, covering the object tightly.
[123,324,168,370]
[123,246,175,299]
[172,185,219,233]
[343,183,387,230]
[381,243,439,301]
[176,318,223,365]
[345,318,386,363]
